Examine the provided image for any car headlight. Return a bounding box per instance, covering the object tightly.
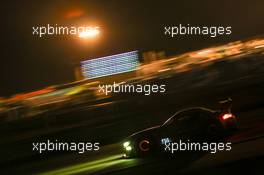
[123,141,130,147]
[123,141,132,151]
[125,146,132,151]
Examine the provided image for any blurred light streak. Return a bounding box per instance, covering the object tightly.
[158,68,171,72]
[40,154,136,175]
[197,50,212,55]
[255,45,264,49]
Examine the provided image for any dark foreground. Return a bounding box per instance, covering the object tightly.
[0,55,264,175]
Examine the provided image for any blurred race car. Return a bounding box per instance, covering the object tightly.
[122,98,238,158]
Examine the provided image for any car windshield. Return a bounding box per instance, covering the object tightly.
[161,110,183,127]
[161,108,205,127]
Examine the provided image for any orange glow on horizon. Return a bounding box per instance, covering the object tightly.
[65,9,84,19]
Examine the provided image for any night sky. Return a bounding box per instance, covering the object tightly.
[1,0,264,97]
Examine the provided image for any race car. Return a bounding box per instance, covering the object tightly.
[122,98,238,158]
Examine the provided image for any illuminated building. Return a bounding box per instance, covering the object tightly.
[80,51,140,80]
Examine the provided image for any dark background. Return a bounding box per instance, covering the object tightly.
[1,0,264,96]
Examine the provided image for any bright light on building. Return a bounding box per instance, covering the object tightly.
[79,27,100,38]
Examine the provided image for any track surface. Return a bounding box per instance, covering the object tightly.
[1,56,264,175]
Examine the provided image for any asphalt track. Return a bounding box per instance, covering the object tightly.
[1,95,263,175]
[41,125,264,175]
[2,113,263,175]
